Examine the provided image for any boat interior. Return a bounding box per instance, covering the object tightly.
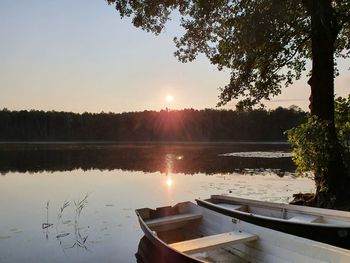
[136,202,350,263]
[205,196,350,225]
[137,202,257,262]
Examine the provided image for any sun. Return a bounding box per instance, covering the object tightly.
[166,94,174,103]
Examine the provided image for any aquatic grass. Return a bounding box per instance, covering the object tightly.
[55,200,71,240]
[56,233,70,238]
[42,201,53,229]
[57,200,71,222]
[42,193,91,251]
[71,193,90,250]
[41,223,53,229]
[74,193,89,217]
[42,201,53,240]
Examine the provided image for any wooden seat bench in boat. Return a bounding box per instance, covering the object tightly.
[145,213,203,229]
[287,214,321,223]
[169,231,258,254]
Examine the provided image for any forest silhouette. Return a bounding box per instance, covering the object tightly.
[0,107,305,142]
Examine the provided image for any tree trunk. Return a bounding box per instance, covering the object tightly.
[308,0,349,208]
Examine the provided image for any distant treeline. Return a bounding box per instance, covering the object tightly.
[0,107,306,141]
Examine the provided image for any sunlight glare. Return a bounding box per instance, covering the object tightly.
[166,94,174,103]
[166,176,173,187]
[176,155,183,160]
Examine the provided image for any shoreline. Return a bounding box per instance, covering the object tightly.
[0,140,290,145]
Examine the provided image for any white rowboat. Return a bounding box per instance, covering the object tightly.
[136,201,350,263]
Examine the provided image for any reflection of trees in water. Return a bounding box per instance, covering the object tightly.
[0,143,295,175]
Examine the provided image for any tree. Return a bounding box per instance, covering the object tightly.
[106,0,350,207]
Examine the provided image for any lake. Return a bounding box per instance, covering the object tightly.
[0,143,314,263]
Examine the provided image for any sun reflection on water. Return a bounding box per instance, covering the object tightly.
[176,155,183,160]
[166,176,173,187]
[164,154,175,188]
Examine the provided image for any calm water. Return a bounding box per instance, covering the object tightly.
[0,143,314,263]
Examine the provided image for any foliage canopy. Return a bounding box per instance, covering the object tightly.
[107,0,350,107]
[287,95,350,182]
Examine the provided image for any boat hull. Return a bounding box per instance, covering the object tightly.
[136,235,199,263]
[196,198,350,249]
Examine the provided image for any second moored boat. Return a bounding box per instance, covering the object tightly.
[196,195,350,249]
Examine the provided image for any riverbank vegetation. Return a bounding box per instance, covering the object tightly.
[288,96,350,208]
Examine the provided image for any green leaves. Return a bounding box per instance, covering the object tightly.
[287,115,332,176]
[287,96,350,176]
[335,95,350,150]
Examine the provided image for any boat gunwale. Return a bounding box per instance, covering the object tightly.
[197,197,350,228]
[210,195,350,221]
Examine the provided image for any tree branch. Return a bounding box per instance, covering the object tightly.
[272,35,311,75]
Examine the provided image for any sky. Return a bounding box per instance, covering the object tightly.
[0,0,349,113]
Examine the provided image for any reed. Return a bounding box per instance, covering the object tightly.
[42,193,90,251]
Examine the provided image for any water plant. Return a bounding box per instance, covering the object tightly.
[41,201,53,240]
[42,193,90,251]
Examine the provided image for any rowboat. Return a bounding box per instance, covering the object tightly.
[136,201,350,263]
[196,195,350,249]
